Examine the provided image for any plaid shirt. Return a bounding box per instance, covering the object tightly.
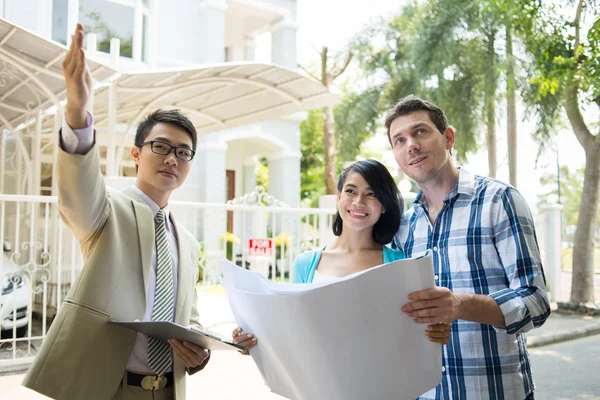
[394,169,550,400]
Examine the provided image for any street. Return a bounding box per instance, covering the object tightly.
[530,334,600,399]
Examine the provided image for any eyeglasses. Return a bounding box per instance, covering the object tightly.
[140,140,195,161]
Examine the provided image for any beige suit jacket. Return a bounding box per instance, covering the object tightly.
[23,143,206,399]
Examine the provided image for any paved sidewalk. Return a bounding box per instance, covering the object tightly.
[527,307,600,348]
[0,351,283,400]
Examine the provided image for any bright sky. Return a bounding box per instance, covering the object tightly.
[295,0,405,64]
[259,1,587,208]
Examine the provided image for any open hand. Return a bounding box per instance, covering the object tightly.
[62,23,92,128]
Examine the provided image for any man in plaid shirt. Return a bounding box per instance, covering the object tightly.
[388,95,551,400]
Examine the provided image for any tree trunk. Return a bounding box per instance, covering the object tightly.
[319,46,353,195]
[565,87,600,303]
[506,25,517,187]
[570,145,600,303]
[323,105,337,194]
[485,29,497,178]
[566,0,599,304]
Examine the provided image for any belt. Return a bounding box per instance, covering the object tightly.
[126,371,173,390]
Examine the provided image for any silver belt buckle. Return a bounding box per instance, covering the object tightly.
[141,375,167,391]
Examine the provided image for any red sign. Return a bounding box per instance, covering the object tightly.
[248,238,273,256]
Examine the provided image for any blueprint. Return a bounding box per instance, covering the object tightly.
[218,252,442,400]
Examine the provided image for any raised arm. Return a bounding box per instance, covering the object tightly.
[63,23,92,129]
[57,24,108,243]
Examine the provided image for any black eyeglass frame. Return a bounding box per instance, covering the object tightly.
[139,140,196,161]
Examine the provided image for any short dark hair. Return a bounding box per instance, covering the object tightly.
[134,109,198,151]
[332,159,403,245]
[384,95,449,143]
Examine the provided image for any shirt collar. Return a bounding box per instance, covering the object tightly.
[455,167,476,198]
[414,167,476,207]
[130,185,171,228]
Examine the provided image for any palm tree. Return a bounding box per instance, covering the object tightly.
[412,0,531,181]
[343,4,482,163]
[320,48,353,194]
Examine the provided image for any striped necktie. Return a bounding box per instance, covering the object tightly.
[148,209,175,376]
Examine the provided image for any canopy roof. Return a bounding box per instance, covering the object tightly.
[91,63,337,134]
[1,18,338,136]
[0,18,115,131]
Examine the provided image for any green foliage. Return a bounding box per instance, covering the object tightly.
[335,86,384,163]
[339,1,490,162]
[300,88,385,203]
[256,157,269,192]
[197,242,205,283]
[84,11,133,58]
[299,0,599,210]
[300,109,325,202]
[518,1,600,141]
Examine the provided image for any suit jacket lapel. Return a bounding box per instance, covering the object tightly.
[123,187,155,307]
[172,215,191,324]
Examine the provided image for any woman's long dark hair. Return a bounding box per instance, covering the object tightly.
[332,159,403,244]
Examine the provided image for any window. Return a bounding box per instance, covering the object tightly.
[51,0,68,45]
[79,0,134,58]
[141,14,148,62]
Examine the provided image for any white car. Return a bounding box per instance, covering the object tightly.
[1,243,30,337]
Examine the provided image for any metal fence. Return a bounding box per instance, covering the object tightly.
[0,192,336,366]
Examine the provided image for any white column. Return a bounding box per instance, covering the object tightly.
[243,157,258,194]
[541,203,564,302]
[267,152,301,207]
[267,152,301,251]
[147,0,158,67]
[271,19,298,70]
[197,0,227,63]
[0,0,5,19]
[0,130,5,194]
[132,0,143,63]
[242,157,259,240]
[245,37,256,61]
[178,142,228,254]
[106,38,120,176]
[51,110,61,196]
[16,141,22,194]
[66,0,79,46]
[32,110,42,195]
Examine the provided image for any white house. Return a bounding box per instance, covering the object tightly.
[0,0,338,250]
[0,0,338,361]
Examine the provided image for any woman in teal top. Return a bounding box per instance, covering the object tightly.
[292,245,405,283]
[233,160,450,351]
[292,159,406,285]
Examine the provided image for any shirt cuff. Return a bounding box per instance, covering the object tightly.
[60,112,94,154]
[489,288,532,334]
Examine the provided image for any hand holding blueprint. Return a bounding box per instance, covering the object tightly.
[218,252,442,400]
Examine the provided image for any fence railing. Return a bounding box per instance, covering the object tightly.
[0,193,336,366]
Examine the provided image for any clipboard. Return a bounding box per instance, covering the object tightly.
[109,320,246,351]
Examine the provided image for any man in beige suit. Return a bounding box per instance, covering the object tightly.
[23,24,210,400]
